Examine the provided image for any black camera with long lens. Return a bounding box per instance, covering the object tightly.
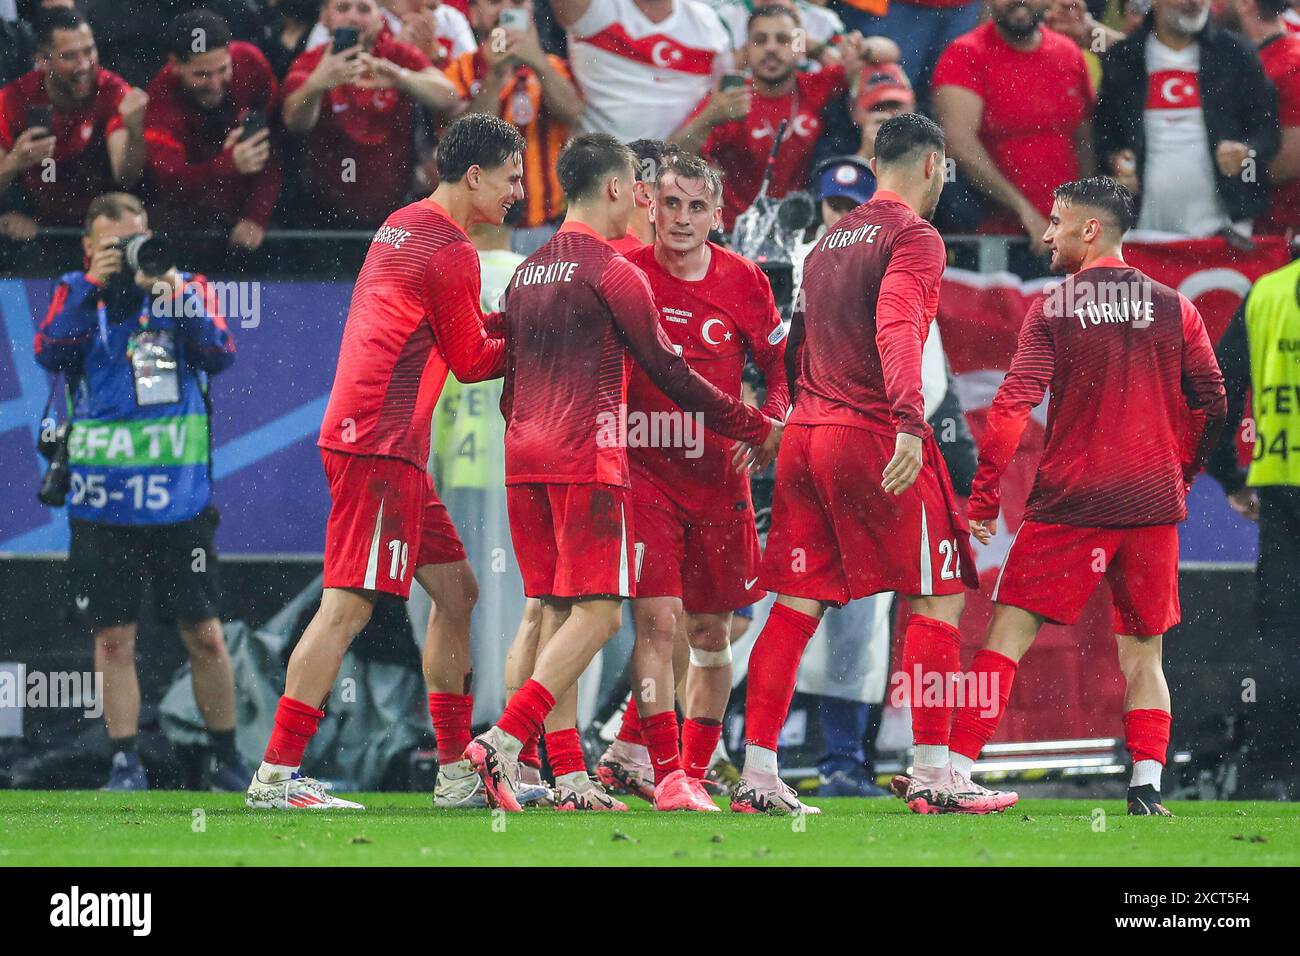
[37,417,72,507]
[115,233,172,278]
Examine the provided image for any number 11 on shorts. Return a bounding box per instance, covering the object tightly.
[387,539,409,581]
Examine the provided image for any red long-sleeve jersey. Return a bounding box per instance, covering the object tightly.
[788,190,942,437]
[968,257,1227,527]
[500,221,771,487]
[318,198,503,469]
[624,241,789,519]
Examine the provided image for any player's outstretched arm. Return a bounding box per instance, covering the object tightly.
[968,297,1056,539]
[875,222,945,441]
[1177,293,1228,484]
[748,272,792,422]
[602,256,771,447]
[425,242,506,383]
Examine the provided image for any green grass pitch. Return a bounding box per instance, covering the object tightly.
[1,792,1298,866]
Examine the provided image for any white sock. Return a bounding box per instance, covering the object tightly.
[914,744,949,770]
[258,761,297,782]
[557,770,588,788]
[488,725,524,758]
[1131,759,1162,791]
[744,744,779,776]
[612,738,650,763]
[950,752,975,778]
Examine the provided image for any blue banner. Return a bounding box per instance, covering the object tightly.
[1,277,350,555]
[0,276,1260,563]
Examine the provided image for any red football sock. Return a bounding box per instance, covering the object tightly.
[497,679,555,745]
[949,649,1018,761]
[428,692,473,765]
[744,603,820,750]
[544,728,586,777]
[616,693,643,745]
[641,710,680,783]
[1124,708,1171,765]
[264,695,324,768]
[901,615,962,747]
[520,731,541,770]
[681,717,723,779]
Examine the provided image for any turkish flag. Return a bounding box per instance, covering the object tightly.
[1146,69,1202,109]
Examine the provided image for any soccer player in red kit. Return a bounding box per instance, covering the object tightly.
[951,177,1227,818]
[593,154,790,812]
[736,113,1012,816]
[465,134,782,812]
[245,114,526,811]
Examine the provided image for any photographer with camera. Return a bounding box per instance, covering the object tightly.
[33,192,244,792]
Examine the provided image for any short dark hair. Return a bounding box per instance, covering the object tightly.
[1257,0,1290,17]
[874,112,945,167]
[435,113,527,183]
[84,192,147,234]
[168,10,233,62]
[748,3,800,29]
[657,153,723,205]
[35,9,88,50]
[1053,176,1136,233]
[556,133,638,202]
[627,138,676,184]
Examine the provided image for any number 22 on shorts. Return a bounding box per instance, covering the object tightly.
[938,538,961,581]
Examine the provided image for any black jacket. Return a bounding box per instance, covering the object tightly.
[1095,14,1280,223]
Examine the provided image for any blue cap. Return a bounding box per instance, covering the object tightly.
[817,156,875,205]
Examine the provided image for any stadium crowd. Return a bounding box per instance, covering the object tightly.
[0,0,1296,255]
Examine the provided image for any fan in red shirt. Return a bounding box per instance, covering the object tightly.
[143,11,280,251]
[736,113,1007,817]
[281,0,462,226]
[465,134,781,813]
[931,0,1094,246]
[593,154,790,811]
[245,114,526,812]
[0,10,147,233]
[953,177,1226,819]
[672,5,880,231]
[1221,0,1300,234]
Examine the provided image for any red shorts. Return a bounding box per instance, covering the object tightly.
[632,484,763,614]
[993,520,1180,636]
[507,482,635,599]
[760,423,977,605]
[321,449,466,599]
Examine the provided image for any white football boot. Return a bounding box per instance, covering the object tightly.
[245,770,365,810]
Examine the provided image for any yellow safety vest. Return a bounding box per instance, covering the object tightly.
[1246,258,1300,487]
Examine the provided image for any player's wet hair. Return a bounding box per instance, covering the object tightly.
[657,153,723,206]
[436,113,527,184]
[627,139,677,186]
[34,8,88,50]
[1054,176,1136,233]
[873,113,945,168]
[557,133,638,203]
[1257,0,1289,16]
[167,10,233,62]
